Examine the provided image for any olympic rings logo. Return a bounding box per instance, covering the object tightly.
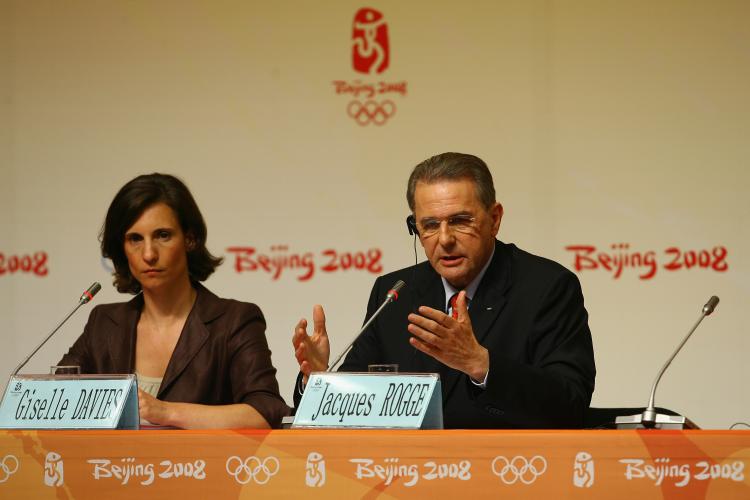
[347,100,396,126]
[225,456,280,485]
[491,455,547,485]
[0,455,19,483]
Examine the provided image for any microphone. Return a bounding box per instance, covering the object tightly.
[615,295,720,429]
[327,280,405,372]
[12,282,102,376]
[702,295,719,315]
[80,282,102,304]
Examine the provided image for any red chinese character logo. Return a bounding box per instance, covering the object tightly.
[352,8,389,74]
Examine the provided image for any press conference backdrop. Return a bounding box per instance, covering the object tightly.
[1,1,747,429]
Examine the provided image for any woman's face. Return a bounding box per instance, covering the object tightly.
[123,202,191,293]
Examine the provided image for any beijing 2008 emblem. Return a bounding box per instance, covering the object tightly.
[332,8,408,126]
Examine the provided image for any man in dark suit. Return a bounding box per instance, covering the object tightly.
[293,152,595,428]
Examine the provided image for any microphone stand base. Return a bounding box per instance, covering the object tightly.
[615,413,698,430]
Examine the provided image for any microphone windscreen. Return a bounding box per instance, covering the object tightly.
[386,280,406,301]
[703,295,719,315]
[80,282,102,304]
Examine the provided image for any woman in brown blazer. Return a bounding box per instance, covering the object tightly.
[59,174,288,428]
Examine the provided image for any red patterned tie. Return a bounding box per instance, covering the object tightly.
[449,293,471,318]
[449,293,460,319]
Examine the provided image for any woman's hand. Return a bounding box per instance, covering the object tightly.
[138,389,172,426]
[137,389,273,429]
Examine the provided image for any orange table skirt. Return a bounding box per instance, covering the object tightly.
[1,429,748,499]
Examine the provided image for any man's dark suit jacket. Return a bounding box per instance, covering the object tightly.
[328,240,595,429]
[59,283,289,428]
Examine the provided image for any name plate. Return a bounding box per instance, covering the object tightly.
[293,372,443,429]
[0,374,139,429]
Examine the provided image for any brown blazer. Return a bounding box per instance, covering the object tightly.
[59,283,289,428]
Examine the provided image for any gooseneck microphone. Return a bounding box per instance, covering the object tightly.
[327,280,405,372]
[616,295,719,429]
[640,295,719,426]
[12,282,102,376]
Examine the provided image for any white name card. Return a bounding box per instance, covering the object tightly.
[293,372,443,429]
[0,374,139,429]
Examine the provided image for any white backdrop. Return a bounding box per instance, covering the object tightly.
[1,0,747,428]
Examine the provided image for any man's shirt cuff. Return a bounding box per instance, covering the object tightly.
[469,366,489,389]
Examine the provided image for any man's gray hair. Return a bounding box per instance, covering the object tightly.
[406,152,496,211]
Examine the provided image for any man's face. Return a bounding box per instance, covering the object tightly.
[413,179,502,289]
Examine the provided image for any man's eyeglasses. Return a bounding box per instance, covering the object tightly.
[417,214,478,238]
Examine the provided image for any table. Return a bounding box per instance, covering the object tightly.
[1,429,748,498]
